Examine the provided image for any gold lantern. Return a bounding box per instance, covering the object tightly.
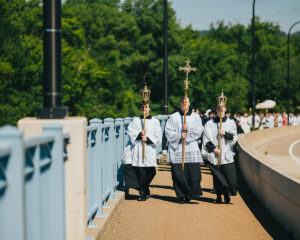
[217,90,227,107]
[140,82,151,103]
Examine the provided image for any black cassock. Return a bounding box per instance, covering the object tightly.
[205,160,238,196]
[123,164,140,190]
[171,162,203,199]
[202,117,239,196]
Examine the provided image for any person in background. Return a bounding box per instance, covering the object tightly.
[259,113,266,130]
[225,111,231,119]
[282,112,288,126]
[240,113,251,133]
[277,113,283,127]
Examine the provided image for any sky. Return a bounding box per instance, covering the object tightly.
[169,0,300,33]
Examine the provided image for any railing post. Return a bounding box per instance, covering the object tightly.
[42,123,65,240]
[0,126,26,240]
[89,119,103,217]
[162,115,168,151]
[115,118,124,188]
[104,118,116,200]
[123,117,132,149]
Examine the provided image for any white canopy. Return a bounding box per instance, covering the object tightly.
[256,100,276,109]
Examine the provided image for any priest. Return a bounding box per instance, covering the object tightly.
[165,97,204,203]
[127,102,162,201]
[201,92,238,204]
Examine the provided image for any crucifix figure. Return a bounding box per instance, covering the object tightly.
[179,60,197,90]
[178,60,196,170]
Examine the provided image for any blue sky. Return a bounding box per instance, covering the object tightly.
[169,0,300,33]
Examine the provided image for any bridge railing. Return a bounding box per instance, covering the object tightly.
[1,115,168,240]
[86,116,168,235]
[0,123,70,240]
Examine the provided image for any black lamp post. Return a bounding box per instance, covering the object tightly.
[287,20,300,125]
[163,0,168,114]
[251,0,256,129]
[38,0,68,119]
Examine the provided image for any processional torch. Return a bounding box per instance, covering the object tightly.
[140,82,151,163]
[179,60,196,170]
[217,90,227,167]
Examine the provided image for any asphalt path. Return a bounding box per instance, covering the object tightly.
[101,162,294,240]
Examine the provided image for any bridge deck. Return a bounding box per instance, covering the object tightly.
[101,163,293,240]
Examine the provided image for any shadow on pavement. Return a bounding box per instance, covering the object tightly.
[150,184,174,190]
[201,187,215,193]
[201,170,212,175]
[150,194,199,204]
[196,196,216,204]
[158,168,171,172]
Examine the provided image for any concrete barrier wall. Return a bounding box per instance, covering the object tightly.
[238,125,300,240]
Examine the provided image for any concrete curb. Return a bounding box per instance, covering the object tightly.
[238,125,300,240]
[87,191,125,240]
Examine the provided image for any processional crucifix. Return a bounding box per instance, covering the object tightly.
[179,60,196,170]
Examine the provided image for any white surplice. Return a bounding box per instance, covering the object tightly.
[127,116,162,167]
[121,140,133,165]
[202,118,237,165]
[165,111,204,164]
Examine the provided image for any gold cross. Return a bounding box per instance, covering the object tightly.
[179,60,196,89]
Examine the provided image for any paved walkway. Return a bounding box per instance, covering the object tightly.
[101,163,294,240]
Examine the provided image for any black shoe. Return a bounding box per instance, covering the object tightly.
[137,195,147,201]
[125,193,130,200]
[145,189,150,199]
[224,194,230,204]
[177,197,185,204]
[185,195,192,203]
[215,195,222,204]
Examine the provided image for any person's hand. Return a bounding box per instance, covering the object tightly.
[181,133,186,139]
[214,148,222,156]
[142,136,147,142]
[182,124,188,132]
[141,130,146,136]
[219,130,225,136]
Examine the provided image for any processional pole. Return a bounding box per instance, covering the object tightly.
[179,60,196,170]
[217,90,227,167]
[140,82,151,163]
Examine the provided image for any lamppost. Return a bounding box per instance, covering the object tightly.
[38,0,68,119]
[163,0,168,114]
[287,20,300,125]
[251,0,256,129]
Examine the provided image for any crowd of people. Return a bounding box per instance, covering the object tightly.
[195,109,300,134]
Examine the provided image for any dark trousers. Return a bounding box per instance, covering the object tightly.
[134,167,156,197]
[208,162,238,196]
[171,163,202,199]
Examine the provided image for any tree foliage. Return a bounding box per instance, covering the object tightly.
[0,0,299,125]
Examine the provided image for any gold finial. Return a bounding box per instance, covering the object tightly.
[140,81,151,103]
[179,60,196,90]
[217,89,227,106]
